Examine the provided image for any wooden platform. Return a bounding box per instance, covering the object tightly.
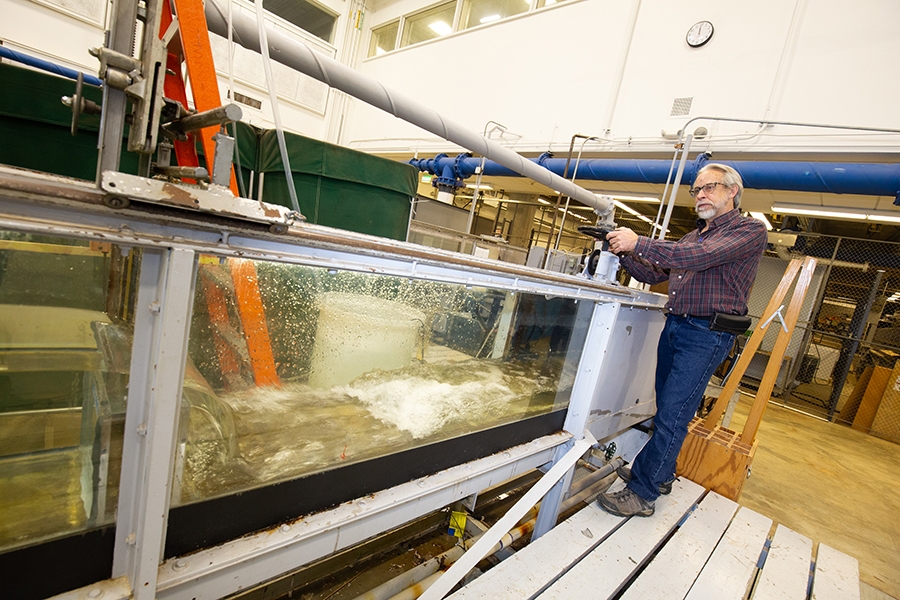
[449,478,860,600]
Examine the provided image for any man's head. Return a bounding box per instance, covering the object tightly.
[690,163,744,222]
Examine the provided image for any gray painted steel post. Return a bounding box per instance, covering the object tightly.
[95,0,140,183]
[827,269,884,419]
[112,248,198,599]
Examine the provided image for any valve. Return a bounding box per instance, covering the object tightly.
[62,73,102,136]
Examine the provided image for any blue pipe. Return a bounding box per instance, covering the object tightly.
[0,46,102,87]
[409,154,900,200]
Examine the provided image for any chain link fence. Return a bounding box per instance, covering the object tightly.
[738,232,900,446]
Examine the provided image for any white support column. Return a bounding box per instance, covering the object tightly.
[532,301,621,539]
[111,247,198,599]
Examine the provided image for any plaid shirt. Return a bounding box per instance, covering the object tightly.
[620,209,768,316]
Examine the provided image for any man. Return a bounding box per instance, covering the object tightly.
[599,163,768,517]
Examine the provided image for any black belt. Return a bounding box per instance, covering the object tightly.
[672,312,750,335]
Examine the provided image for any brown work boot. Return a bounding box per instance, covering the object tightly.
[597,487,655,517]
[615,465,675,495]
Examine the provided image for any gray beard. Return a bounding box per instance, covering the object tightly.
[696,206,716,220]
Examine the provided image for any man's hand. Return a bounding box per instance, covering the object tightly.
[605,227,639,254]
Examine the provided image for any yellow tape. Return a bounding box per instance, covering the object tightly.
[448,511,467,538]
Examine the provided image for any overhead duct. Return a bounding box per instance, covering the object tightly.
[204,0,613,217]
[410,154,900,200]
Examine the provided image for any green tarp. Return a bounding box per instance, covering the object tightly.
[0,62,142,179]
[256,130,416,240]
[257,129,417,197]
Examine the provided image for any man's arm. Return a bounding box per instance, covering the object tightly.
[613,221,767,273]
[619,253,671,284]
[605,227,669,284]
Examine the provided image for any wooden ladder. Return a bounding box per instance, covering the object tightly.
[676,256,817,499]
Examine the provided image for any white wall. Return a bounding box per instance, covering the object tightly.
[2,0,106,73]
[1,0,358,140]
[4,0,900,154]
[346,0,900,156]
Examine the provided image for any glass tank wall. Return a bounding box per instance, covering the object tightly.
[0,231,589,550]
[173,255,589,505]
[0,230,139,552]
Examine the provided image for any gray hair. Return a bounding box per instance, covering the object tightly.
[697,163,744,209]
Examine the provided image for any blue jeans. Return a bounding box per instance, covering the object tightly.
[628,314,735,502]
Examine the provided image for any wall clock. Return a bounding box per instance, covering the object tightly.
[686,20,714,48]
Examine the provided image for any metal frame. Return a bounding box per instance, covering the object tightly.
[0,176,648,306]
[0,171,665,599]
[532,300,623,538]
[112,248,198,599]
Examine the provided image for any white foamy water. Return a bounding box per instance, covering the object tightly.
[178,356,569,503]
[342,365,519,438]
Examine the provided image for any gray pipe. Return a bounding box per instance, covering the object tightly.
[352,457,623,600]
[204,0,612,216]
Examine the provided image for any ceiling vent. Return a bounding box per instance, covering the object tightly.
[228,90,263,110]
[670,97,693,117]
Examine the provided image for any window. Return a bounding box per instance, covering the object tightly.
[261,0,337,43]
[400,1,457,48]
[369,20,400,57]
[460,0,529,30]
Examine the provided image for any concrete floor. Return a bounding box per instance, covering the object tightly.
[728,395,900,599]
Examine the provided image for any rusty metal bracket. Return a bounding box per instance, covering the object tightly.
[100,171,297,233]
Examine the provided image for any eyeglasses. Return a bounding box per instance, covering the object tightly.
[688,182,729,198]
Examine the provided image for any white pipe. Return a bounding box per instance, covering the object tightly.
[204,0,612,216]
[601,0,641,136]
[772,244,865,271]
[658,134,692,239]
[653,145,680,230]
[763,0,809,122]
[253,0,300,213]
[554,136,600,250]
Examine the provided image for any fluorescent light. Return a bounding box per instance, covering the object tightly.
[612,201,671,232]
[428,21,452,35]
[479,14,501,23]
[608,195,661,204]
[466,183,492,190]
[613,200,641,217]
[771,204,867,220]
[750,212,773,230]
[538,197,552,205]
[867,213,900,223]
[773,203,900,223]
